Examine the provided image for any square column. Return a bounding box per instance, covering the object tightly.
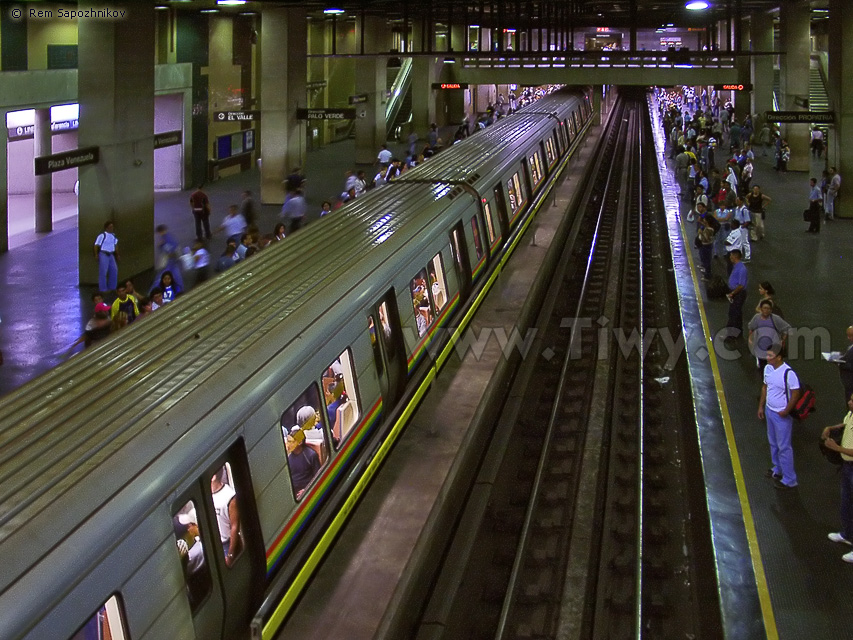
[33,108,52,233]
[411,57,439,138]
[779,0,811,171]
[829,0,853,216]
[78,5,155,286]
[354,16,388,164]
[750,11,774,124]
[260,8,307,205]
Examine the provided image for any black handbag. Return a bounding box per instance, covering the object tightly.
[803,209,810,221]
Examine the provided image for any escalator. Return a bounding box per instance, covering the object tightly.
[385,58,413,141]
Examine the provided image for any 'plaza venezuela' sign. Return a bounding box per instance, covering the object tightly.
[765,110,835,124]
[34,146,99,175]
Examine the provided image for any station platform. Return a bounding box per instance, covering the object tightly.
[0,132,437,397]
[655,104,852,639]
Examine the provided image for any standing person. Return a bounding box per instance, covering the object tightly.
[154,224,184,290]
[694,202,717,280]
[746,185,771,241]
[217,205,247,245]
[820,394,853,563]
[211,468,242,567]
[757,122,771,156]
[740,158,754,195]
[757,345,801,489]
[811,127,825,159]
[407,131,419,158]
[428,123,438,148]
[377,144,393,166]
[110,281,139,324]
[285,167,305,195]
[93,221,119,293]
[748,300,791,372]
[157,271,182,304]
[240,190,256,228]
[826,166,842,221]
[732,196,752,260]
[280,189,307,235]
[724,249,748,344]
[807,177,823,233]
[192,240,211,285]
[189,185,212,241]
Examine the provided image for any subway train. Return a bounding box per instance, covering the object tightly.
[0,86,594,640]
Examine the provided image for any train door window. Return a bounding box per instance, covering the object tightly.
[470,216,484,265]
[528,150,544,187]
[69,595,128,640]
[209,462,243,568]
[545,136,557,166]
[493,185,510,238]
[429,253,448,312]
[506,172,525,221]
[281,385,329,501]
[410,268,434,337]
[483,201,500,249]
[572,111,581,134]
[449,223,472,299]
[172,500,212,614]
[322,349,361,446]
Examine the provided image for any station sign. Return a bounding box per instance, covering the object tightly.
[715,84,752,91]
[214,111,260,122]
[153,129,182,150]
[34,146,99,175]
[432,83,469,90]
[765,110,835,124]
[348,94,369,105]
[295,108,356,120]
[7,118,79,142]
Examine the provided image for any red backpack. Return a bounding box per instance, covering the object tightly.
[784,368,816,420]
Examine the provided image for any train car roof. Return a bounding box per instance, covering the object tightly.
[398,88,583,188]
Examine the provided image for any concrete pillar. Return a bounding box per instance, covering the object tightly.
[354,59,388,164]
[33,108,52,233]
[354,16,388,163]
[779,0,811,171]
[593,86,602,126]
[260,7,307,206]
[828,0,852,216]
[750,11,774,124]
[733,17,750,123]
[411,57,438,138]
[78,4,155,286]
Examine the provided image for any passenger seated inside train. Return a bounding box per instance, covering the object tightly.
[172,502,211,611]
[284,426,322,500]
[210,466,242,567]
[411,272,434,337]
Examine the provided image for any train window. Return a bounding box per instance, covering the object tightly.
[321,349,361,446]
[281,385,329,501]
[528,151,544,187]
[210,463,243,569]
[368,315,384,377]
[410,268,434,338]
[506,172,525,216]
[470,216,484,264]
[69,594,128,640]
[429,253,448,312]
[172,500,212,614]
[483,202,497,245]
[545,137,556,165]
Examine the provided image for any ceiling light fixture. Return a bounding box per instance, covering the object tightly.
[323,8,345,14]
[443,56,456,64]
[686,1,710,10]
[217,0,246,5]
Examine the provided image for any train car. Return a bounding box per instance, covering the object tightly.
[0,87,593,640]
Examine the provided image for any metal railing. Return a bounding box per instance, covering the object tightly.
[461,51,737,70]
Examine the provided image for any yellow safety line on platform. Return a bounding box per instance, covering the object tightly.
[676,214,778,639]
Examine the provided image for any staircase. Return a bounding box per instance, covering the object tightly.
[809,60,829,112]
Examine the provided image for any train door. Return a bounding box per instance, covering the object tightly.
[171,442,265,640]
[449,222,472,299]
[203,444,266,638]
[493,185,510,239]
[368,290,406,406]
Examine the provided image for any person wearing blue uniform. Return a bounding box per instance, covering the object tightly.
[93,221,119,293]
[758,346,801,489]
[725,249,747,344]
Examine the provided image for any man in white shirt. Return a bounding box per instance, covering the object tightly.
[377,144,393,165]
[93,221,119,293]
[758,346,801,489]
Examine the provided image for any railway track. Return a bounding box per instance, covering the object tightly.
[412,93,721,639]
